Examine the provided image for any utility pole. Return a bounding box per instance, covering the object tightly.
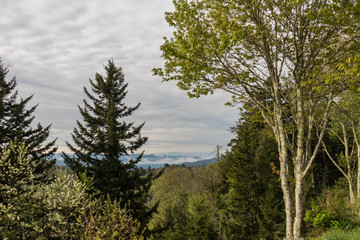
[216,145,222,162]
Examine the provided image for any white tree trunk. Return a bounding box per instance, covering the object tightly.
[293,172,306,239]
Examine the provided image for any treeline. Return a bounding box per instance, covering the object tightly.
[148,104,360,239]
[148,115,284,240]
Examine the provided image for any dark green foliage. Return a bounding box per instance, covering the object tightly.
[62,59,157,229]
[219,117,284,239]
[188,194,218,240]
[304,179,359,238]
[0,58,57,183]
[149,166,221,239]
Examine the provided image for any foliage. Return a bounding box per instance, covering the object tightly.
[149,166,197,239]
[0,140,144,239]
[154,0,360,238]
[0,139,34,203]
[0,58,57,182]
[62,59,158,229]
[315,227,360,240]
[187,194,217,240]
[304,203,338,230]
[73,196,145,240]
[0,140,36,239]
[219,117,284,240]
[149,165,222,239]
[305,180,359,237]
[0,164,91,239]
[33,171,91,238]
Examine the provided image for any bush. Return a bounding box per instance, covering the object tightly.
[73,196,145,240]
[304,203,339,230]
[0,140,145,239]
[305,180,358,237]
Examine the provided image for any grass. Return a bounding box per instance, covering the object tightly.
[315,227,360,240]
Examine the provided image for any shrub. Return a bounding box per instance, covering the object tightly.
[0,140,145,239]
[305,180,358,236]
[73,196,145,240]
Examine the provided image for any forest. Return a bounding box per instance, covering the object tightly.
[2,0,360,239]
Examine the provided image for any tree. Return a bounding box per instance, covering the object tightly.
[149,167,199,239]
[321,94,357,204]
[219,115,284,239]
[0,58,57,182]
[62,59,156,229]
[0,139,34,206]
[187,194,217,240]
[154,1,360,238]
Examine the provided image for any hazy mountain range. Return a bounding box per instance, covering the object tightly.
[54,152,218,168]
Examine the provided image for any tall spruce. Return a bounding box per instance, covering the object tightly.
[62,59,156,228]
[0,58,57,182]
[219,107,284,239]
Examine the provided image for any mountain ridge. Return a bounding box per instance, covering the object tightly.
[53,152,217,168]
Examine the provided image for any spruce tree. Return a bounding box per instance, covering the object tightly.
[0,58,57,182]
[219,107,284,239]
[62,59,156,228]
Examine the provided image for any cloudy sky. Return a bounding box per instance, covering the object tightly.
[0,0,239,154]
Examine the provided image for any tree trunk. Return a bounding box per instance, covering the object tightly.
[293,166,306,239]
[349,177,355,204]
[276,117,294,239]
[358,146,360,199]
[351,122,360,219]
[279,150,293,239]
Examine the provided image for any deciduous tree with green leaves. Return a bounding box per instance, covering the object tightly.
[153,0,360,238]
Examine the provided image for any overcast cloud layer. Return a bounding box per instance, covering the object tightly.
[0,0,239,154]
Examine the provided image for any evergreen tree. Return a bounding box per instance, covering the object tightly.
[62,59,156,228]
[219,111,284,239]
[0,58,57,182]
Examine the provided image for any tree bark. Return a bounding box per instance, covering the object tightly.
[293,171,306,239]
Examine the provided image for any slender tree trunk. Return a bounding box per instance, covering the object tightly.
[275,112,294,239]
[293,170,306,239]
[350,121,360,218]
[358,146,360,220]
[349,177,355,204]
[353,122,360,200]
[292,86,306,239]
[279,142,293,239]
[357,146,360,199]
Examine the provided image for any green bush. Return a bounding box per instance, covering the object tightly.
[0,140,145,239]
[73,196,145,240]
[304,203,339,230]
[305,181,358,237]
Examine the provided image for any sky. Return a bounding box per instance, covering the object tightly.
[0,0,239,154]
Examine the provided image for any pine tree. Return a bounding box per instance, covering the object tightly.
[219,108,284,239]
[0,58,57,182]
[62,59,157,228]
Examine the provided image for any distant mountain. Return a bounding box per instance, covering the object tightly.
[176,157,217,168]
[54,152,217,168]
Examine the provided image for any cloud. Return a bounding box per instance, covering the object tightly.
[0,0,239,154]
